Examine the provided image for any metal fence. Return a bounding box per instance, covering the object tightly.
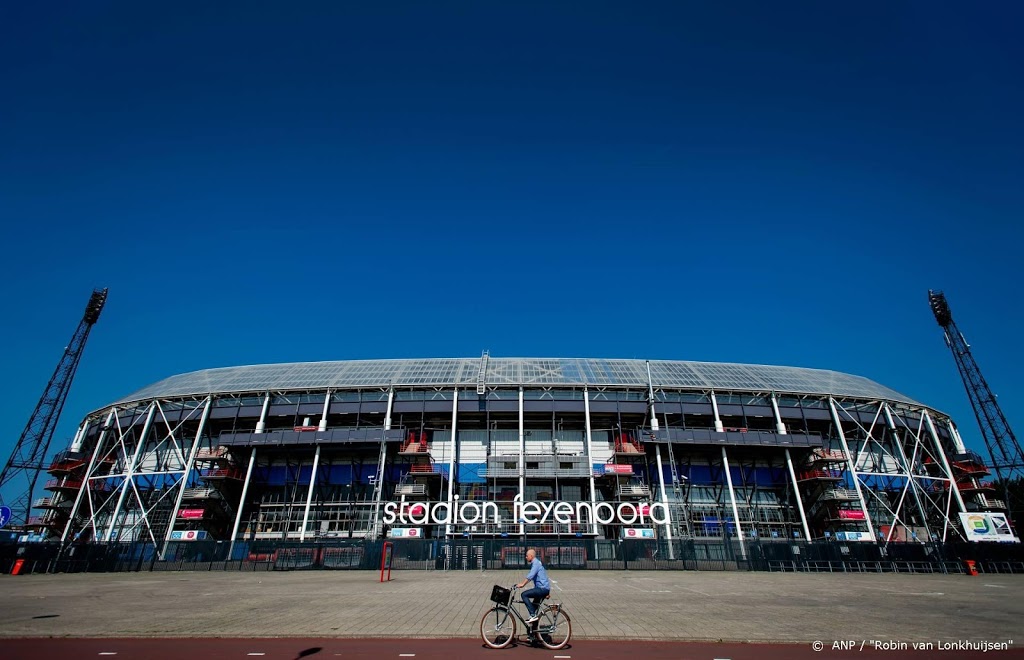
[3,538,1023,575]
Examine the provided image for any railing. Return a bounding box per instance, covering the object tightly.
[45,478,84,490]
[5,538,1024,575]
[818,488,858,501]
[618,484,651,498]
[182,488,222,500]
[195,446,231,461]
[797,469,842,481]
[953,450,987,466]
[199,468,244,480]
[47,459,86,473]
[485,467,592,478]
[807,448,847,463]
[409,464,441,474]
[395,484,427,496]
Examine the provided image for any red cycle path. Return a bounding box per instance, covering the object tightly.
[3,638,1022,660]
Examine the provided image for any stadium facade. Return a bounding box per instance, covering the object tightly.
[30,357,1011,556]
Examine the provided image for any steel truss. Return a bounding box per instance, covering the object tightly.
[60,397,214,553]
[829,398,966,542]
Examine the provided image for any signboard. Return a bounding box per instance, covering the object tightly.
[604,464,634,475]
[384,495,669,526]
[177,509,206,519]
[380,541,394,582]
[621,527,656,539]
[169,530,208,541]
[389,527,421,538]
[837,510,866,520]
[0,506,11,529]
[960,513,1020,543]
[834,531,872,541]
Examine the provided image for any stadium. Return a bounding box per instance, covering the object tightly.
[24,356,1016,570]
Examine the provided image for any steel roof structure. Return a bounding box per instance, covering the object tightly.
[111,358,921,407]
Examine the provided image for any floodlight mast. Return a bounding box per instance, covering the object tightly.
[0,288,108,528]
[928,289,1023,522]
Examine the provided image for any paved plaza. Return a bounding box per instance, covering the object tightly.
[1,569,1021,644]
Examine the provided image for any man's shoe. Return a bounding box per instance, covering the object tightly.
[526,614,540,624]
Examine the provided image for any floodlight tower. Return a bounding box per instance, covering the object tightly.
[928,290,1024,517]
[0,288,108,527]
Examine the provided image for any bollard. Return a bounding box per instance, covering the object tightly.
[964,559,978,576]
[11,559,25,575]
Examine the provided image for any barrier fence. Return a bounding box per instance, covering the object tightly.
[3,538,1024,576]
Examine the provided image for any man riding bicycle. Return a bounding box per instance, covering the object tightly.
[516,548,550,624]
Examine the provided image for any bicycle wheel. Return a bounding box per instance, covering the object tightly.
[480,606,516,649]
[537,605,571,650]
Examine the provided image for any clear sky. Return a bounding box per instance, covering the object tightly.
[1,2,1022,496]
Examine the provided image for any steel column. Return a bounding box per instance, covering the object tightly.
[828,397,877,541]
[583,386,597,536]
[446,388,458,537]
[160,398,212,557]
[104,405,156,543]
[654,442,674,557]
[227,448,257,560]
[710,391,724,432]
[721,445,746,558]
[884,405,934,543]
[925,411,967,514]
[784,448,812,542]
[60,409,114,544]
[299,445,321,542]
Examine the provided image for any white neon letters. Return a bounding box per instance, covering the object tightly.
[381,493,669,526]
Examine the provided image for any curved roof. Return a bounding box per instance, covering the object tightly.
[110,357,923,408]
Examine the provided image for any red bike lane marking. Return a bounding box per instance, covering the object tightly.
[2,638,1022,660]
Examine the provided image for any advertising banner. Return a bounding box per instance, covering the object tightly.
[389,527,421,538]
[169,530,208,541]
[621,527,656,539]
[604,464,634,474]
[959,513,1020,543]
[177,509,206,519]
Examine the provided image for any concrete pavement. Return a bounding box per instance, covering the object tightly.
[0,569,1021,644]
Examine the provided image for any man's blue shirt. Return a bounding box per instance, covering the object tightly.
[525,557,550,591]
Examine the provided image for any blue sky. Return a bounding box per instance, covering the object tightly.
[1,2,1022,492]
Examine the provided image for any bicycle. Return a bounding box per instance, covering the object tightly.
[480,584,572,650]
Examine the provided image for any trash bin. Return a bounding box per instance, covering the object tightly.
[964,560,978,576]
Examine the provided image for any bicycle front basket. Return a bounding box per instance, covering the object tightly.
[490,584,511,606]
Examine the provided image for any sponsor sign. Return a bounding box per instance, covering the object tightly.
[177,508,206,519]
[603,464,634,475]
[389,527,421,538]
[170,530,208,541]
[0,506,11,529]
[834,531,872,541]
[837,510,866,520]
[960,513,1019,543]
[621,527,656,539]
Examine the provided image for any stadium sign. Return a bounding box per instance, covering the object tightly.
[959,512,1019,543]
[382,494,669,526]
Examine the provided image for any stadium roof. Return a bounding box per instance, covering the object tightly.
[110,358,923,408]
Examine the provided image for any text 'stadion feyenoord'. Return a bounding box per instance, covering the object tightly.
[383,493,670,526]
